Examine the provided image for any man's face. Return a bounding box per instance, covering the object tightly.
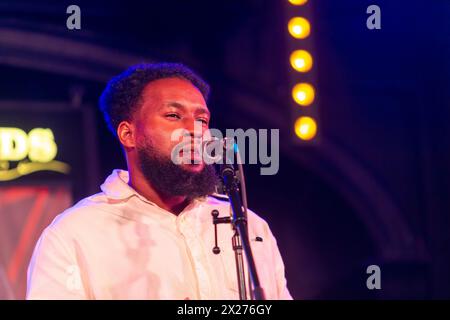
[131,77,218,199]
[134,77,210,172]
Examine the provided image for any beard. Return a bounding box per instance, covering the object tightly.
[136,139,219,200]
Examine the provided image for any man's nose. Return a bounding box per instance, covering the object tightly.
[183,119,204,139]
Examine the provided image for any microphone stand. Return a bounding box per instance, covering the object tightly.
[220,163,266,300]
[212,210,248,300]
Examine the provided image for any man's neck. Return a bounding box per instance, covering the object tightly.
[128,169,190,216]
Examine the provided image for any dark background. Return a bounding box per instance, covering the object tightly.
[0,0,449,299]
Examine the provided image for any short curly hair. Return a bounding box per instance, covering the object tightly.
[99,62,210,137]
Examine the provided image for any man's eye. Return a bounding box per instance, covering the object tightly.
[197,119,209,125]
[166,113,180,119]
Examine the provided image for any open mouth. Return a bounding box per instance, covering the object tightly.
[171,138,207,166]
[179,147,203,164]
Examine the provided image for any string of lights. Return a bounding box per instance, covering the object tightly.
[286,0,319,142]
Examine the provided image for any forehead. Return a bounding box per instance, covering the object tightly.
[140,77,207,110]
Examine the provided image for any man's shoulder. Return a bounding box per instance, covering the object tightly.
[47,191,112,234]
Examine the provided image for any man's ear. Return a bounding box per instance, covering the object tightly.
[117,121,136,149]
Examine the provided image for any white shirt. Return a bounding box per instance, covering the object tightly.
[26,169,292,300]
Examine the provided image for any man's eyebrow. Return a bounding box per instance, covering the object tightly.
[164,101,210,117]
[165,101,185,110]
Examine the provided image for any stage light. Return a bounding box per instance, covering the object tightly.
[294,116,317,140]
[292,83,315,106]
[290,50,313,72]
[288,17,310,39]
[285,2,319,143]
[288,0,308,5]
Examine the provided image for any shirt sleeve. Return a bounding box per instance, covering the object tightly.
[26,227,88,300]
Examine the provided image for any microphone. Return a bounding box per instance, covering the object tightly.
[171,136,236,166]
[202,137,236,164]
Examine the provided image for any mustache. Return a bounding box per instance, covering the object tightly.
[137,141,219,198]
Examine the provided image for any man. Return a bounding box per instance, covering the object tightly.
[26,63,292,299]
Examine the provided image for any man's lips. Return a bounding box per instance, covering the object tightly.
[179,149,203,164]
[174,140,205,164]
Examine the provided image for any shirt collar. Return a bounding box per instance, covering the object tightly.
[100,169,208,210]
[100,169,153,204]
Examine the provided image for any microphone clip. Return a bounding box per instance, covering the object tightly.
[211,209,232,254]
